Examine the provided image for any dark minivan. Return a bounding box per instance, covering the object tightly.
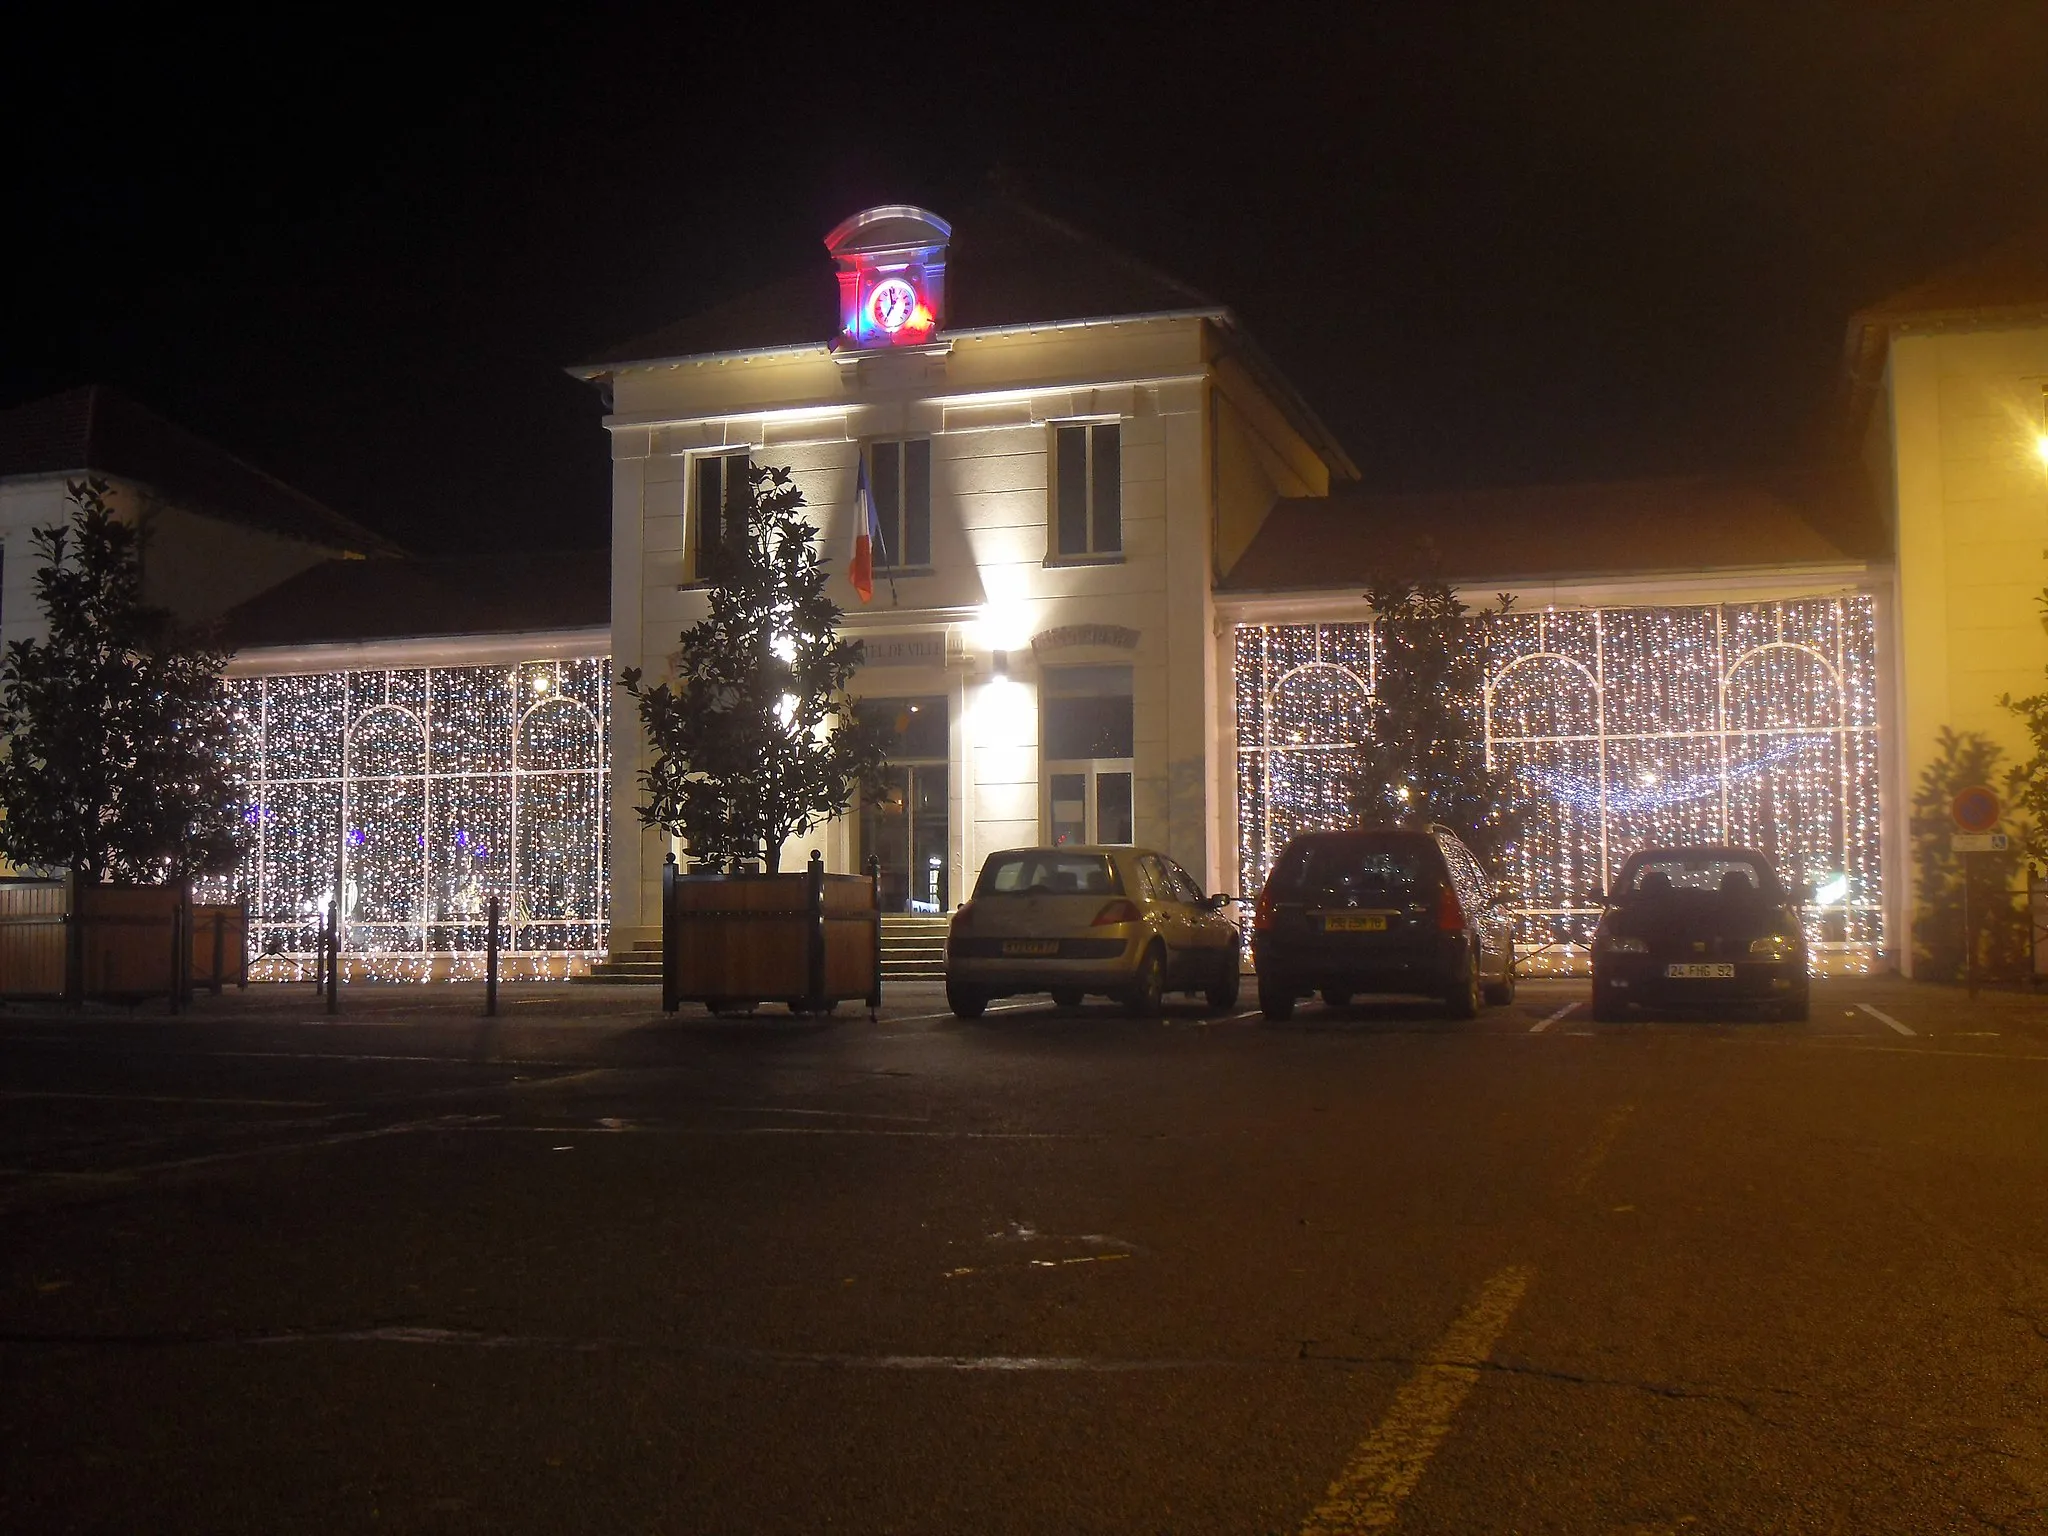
[1250,826,1515,1020]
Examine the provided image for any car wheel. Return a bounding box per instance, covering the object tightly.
[1257,974,1295,1022]
[1776,987,1810,1023]
[1321,988,1352,1008]
[1444,953,1480,1020]
[1050,987,1085,1010]
[1589,977,1627,1022]
[1483,964,1516,1007]
[1204,957,1241,1012]
[1124,945,1166,1017]
[946,984,988,1020]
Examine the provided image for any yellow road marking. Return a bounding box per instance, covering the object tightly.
[1299,1264,1534,1534]
[1569,1104,1637,1194]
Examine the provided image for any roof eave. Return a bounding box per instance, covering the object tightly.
[567,307,1234,382]
[1217,557,1889,609]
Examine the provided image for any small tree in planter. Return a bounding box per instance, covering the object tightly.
[1910,726,2028,980]
[621,463,888,873]
[0,479,245,883]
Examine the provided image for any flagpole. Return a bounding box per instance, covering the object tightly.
[875,508,900,608]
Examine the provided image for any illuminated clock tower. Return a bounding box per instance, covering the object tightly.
[825,204,950,349]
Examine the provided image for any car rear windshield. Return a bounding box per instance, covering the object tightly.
[1622,853,1778,900]
[1269,836,1437,901]
[976,852,1122,897]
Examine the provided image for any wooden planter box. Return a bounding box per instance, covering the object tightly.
[191,903,250,992]
[660,853,881,1015]
[0,877,247,1008]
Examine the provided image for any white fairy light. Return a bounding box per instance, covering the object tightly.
[195,655,612,981]
[1235,596,1882,978]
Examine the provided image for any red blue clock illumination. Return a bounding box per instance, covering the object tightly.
[869,278,918,333]
[859,274,935,345]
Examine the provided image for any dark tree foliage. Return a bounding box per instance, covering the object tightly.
[621,464,888,873]
[2001,593,2048,866]
[1343,566,1524,874]
[1910,726,2028,980]
[0,480,245,882]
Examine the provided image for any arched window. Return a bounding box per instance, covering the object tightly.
[514,697,605,942]
[342,705,427,945]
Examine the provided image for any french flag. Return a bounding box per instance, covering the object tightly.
[849,458,881,604]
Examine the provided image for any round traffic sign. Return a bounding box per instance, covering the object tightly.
[1952,784,2002,834]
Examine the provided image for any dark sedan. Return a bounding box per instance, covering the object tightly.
[1588,846,1809,1021]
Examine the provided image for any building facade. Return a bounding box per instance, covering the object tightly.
[577,204,1351,951]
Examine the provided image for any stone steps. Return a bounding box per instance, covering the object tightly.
[572,916,953,985]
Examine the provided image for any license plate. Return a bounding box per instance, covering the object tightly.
[1001,939,1058,957]
[1665,963,1735,979]
[1321,913,1388,933]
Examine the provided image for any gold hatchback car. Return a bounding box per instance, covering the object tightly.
[944,846,1243,1018]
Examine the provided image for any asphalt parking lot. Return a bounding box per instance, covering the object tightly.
[5,975,2048,1533]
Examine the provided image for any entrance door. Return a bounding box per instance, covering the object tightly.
[1045,762,1134,847]
[862,763,951,912]
[858,696,950,913]
[1042,667,1135,847]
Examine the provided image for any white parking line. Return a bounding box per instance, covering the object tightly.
[885,999,1042,1026]
[1857,1003,1916,1037]
[1299,1264,1534,1533]
[1529,1001,1578,1033]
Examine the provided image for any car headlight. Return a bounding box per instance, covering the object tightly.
[1748,934,1796,959]
[1600,935,1647,954]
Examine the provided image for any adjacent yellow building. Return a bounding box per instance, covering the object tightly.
[1847,221,2048,969]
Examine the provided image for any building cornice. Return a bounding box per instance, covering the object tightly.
[602,370,1212,441]
[1215,560,1891,625]
[228,625,613,677]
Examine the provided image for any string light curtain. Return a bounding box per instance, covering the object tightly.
[1236,597,1881,975]
[204,658,611,980]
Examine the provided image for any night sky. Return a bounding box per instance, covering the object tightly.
[10,5,2046,556]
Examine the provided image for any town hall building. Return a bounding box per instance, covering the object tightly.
[10,204,2043,981]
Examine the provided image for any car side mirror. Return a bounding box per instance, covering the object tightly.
[1206,893,1237,911]
[1791,882,1815,904]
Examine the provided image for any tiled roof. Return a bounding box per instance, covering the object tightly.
[0,386,401,557]
[1219,469,1888,594]
[575,196,1217,370]
[1853,216,2048,326]
[218,550,609,650]
[1835,218,2048,452]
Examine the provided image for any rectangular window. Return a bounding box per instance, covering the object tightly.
[1051,422,1121,559]
[689,453,750,582]
[867,439,931,570]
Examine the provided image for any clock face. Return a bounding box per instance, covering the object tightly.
[868,277,918,334]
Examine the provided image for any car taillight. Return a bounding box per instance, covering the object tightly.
[949,902,974,933]
[1092,899,1142,926]
[1253,889,1277,931]
[1436,883,1466,932]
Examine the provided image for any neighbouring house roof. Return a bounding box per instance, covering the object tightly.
[218,549,610,651]
[1218,469,1888,595]
[571,195,1358,481]
[1853,217,2048,328]
[1838,217,2048,447]
[0,385,402,557]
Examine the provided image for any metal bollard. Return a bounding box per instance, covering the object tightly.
[324,902,339,1015]
[485,895,500,1017]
